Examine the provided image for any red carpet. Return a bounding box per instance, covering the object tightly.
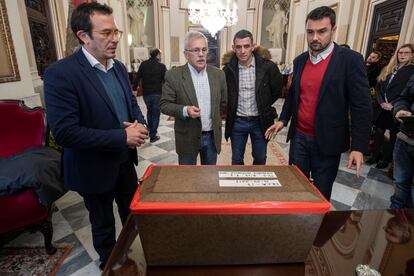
[0,243,73,276]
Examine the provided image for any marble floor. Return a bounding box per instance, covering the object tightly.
[4,97,395,275]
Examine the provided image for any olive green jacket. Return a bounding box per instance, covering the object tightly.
[160,64,227,156]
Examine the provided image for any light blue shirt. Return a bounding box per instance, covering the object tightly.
[308,42,334,65]
[183,64,212,132]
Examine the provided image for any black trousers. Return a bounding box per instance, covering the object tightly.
[371,127,398,163]
[79,159,138,264]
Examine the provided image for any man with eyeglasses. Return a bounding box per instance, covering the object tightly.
[44,2,148,270]
[222,29,282,165]
[160,31,227,165]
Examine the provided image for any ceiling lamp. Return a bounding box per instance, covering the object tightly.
[188,0,238,37]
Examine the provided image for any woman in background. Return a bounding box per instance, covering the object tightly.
[366,44,414,169]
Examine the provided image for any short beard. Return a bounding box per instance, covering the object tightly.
[309,42,329,53]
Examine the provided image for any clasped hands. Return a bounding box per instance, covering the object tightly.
[380,102,393,111]
[123,120,149,148]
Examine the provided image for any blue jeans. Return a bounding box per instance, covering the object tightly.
[178,131,217,165]
[289,131,341,200]
[143,94,161,139]
[390,137,414,208]
[230,117,267,165]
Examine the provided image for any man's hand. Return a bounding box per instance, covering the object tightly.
[348,151,364,177]
[123,120,149,148]
[381,102,393,111]
[187,106,201,118]
[264,121,284,140]
[395,110,412,123]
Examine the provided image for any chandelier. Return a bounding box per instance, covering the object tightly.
[188,0,238,37]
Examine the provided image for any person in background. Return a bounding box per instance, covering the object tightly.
[160,31,227,164]
[384,209,414,243]
[133,48,167,142]
[265,6,372,201]
[367,44,414,169]
[222,29,281,165]
[366,51,382,89]
[390,72,414,208]
[44,2,148,270]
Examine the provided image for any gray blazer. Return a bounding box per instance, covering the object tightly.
[160,64,227,156]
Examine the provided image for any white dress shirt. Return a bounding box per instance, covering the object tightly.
[184,64,212,131]
[82,47,114,72]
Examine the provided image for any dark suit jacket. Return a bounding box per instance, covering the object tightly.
[44,49,146,194]
[279,43,372,155]
[160,64,227,156]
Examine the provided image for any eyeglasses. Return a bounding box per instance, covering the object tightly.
[93,29,123,40]
[185,48,208,54]
[398,51,413,55]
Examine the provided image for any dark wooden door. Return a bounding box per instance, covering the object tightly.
[366,0,407,66]
[25,0,57,78]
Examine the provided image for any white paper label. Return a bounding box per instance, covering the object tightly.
[219,179,281,187]
[218,171,277,178]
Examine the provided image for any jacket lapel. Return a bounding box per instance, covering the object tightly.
[182,64,199,107]
[76,50,118,119]
[207,66,217,116]
[112,63,134,119]
[254,54,266,95]
[293,53,308,109]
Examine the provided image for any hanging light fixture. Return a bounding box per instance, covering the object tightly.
[188,0,238,37]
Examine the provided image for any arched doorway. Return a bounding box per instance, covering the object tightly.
[366,0,408,66]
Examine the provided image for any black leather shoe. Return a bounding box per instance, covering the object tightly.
[366,156,379,165]
[150,135,160,143]
[376,160,389,169]
[99,262,106,271]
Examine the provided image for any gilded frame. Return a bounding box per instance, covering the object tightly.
[0,0,20,83]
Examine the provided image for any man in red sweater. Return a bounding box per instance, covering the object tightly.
[265,6,372,200]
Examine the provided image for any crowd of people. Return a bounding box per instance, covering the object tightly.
[42,2,414,270]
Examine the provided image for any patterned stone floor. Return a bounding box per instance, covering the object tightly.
[4,97,394,275]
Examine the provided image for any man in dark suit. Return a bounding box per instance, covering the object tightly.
[160,31,227,165]
[265,6,372,200]
[44,2,148,270]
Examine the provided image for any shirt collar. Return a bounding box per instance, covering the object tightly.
[238,55,255,69]
[308,42,334,64]
[82,46,114,72]
[187,63,207,76]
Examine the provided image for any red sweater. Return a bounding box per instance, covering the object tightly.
[296,54,332,136]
